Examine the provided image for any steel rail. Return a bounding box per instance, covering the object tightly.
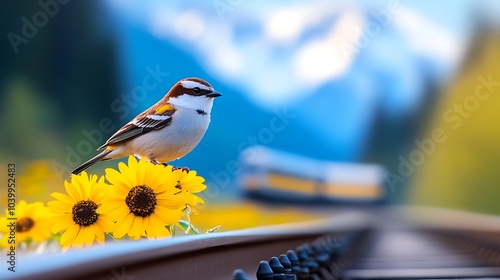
[4,211,371,280]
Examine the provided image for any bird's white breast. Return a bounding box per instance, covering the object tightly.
[127,99,212,163]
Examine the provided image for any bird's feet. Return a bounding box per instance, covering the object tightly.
[172,166,190,173]
[150,159,189,173]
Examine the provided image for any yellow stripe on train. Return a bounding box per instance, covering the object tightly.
[264,173,383,199]
[266,173,317,195]
[322,183,382,199]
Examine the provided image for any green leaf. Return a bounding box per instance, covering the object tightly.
[167,225,176,236]
[206,225,221,234]
[178,220,200,234]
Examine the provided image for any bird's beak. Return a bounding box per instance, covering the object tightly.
[207,92,222,98]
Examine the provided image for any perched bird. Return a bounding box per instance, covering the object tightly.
[71,77,222,175]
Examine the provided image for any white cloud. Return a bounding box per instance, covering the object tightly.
[149,8,176,39]
[264,4,319,45]
[109,1,466,110]
[174,10,205,41]
[207,46,245,78]
[293,12,363,87]
[393,10,464,80]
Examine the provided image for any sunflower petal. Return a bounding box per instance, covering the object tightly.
[52,215,74,233]
[61,224,80,247]
[113,213,134,239]
[94,225,105,244]
[47,201,72,214]
[51,192,75,205]
[153,206,183,225]
[107,205,130,223]
[130,216,145,238]
[82,226,95,247]
[148,215,171,238]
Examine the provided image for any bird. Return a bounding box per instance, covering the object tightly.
[71,77,222,175]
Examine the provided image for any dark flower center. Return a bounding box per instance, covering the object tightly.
[126,185,157,217]
[16,217,34,233]
[72,200,99,227]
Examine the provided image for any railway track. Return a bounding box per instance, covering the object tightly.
[5,207,500,280]
[344,229,500,279]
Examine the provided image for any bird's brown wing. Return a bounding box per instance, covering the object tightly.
[98,108,175,150]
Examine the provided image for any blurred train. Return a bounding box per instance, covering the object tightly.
[239,146,387,204]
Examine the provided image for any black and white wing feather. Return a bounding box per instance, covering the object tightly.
[98,107,175,150]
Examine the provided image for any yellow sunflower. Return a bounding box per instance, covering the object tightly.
[101,156,187,239]
[171,168,207,212]
[48,171,113,251]
[0,201,53,247]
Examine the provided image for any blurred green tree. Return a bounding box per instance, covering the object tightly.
[411,28,500,214]
[0,1,120,163]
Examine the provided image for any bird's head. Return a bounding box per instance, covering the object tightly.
[166,78,222,113]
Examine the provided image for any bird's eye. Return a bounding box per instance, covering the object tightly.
[193,87,200,94]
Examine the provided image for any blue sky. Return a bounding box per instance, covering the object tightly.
[103,0,498,109]
[95,0,500,169]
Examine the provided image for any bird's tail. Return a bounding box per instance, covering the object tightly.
[71,149,113,175]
